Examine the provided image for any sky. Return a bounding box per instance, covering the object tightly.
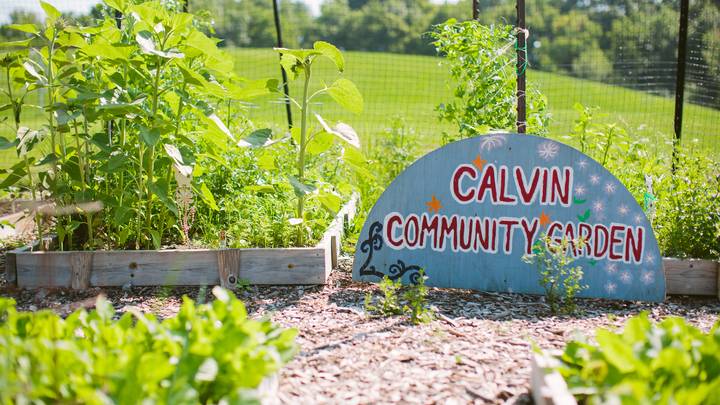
[1,0,459,24]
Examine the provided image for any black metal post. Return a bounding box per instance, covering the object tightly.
[472,0,478,20]
[516,0,527,133]
[673,0,689,165]
[272,0,293,129]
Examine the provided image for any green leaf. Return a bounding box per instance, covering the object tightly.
[318,189,342,213]
[315,114,360,149]
[305,130,334,155]
[149,230,161,249]
[327,78,363,114]
[288,176,316,197]
[140,127,161,147]
[198,182,218,211]
[136,31,184,59]
[313,41,344,72]
[0,136,16,150]
[7,24,38,35]
[40,1,61,20]
[239,129,272,148]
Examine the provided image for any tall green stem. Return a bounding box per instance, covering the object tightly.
[296,65,311,246]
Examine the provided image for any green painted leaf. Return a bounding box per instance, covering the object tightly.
[314,41,344,72]
[327,78,363,114]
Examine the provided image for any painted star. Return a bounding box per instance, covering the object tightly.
[620,271,632,284]
[641,270,654,285]
[604,182,617,194]
[539,210,551,227]
[589,174,601,185]
[619,204,629,216]
[574,184,587,196]
[426,195,442,213]
[577,159,589,170]
[472,155,487,170]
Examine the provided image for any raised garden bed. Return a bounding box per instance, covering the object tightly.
[4,196,357,290]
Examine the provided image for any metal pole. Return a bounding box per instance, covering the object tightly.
[516,0,526,133]
[673,0,689,164]
[472,0,478,20]
[272,0,293,129]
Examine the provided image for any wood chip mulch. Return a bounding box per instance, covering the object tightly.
[1,257,719,404]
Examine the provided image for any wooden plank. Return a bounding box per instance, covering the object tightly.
[91,250,220,287]
[664,258,719,296]
[70,252,93,290]
[16,251,73,288]
[531,351,576,405]
[15,247,328,288]
[5,240,42,286]
[239,248,326,285]
[217,249,241,289]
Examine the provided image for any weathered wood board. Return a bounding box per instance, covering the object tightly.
[353,134,666,301]
[663,258,719,296]
[14,248,328,288]
[7,196,357,289]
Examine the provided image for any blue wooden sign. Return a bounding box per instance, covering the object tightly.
[353,134,665,302]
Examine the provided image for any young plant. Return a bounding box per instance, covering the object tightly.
[522,234,587,314]
[0,287,297,403]
[555,313,720,403]
[273,41,363,245]
[364,275,403,316]
[402,269,435,325]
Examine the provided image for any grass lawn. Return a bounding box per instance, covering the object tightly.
[1,48,718,168]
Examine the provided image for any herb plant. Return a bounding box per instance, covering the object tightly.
[523,234,587,315]
[554,313,720,404]
[0,287,297,403]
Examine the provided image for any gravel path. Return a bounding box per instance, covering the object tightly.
[2,257,719,404]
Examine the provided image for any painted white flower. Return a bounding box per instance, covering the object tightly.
[645,253,655,264]
[479,134,507,151]
[592,200,604,213]
[605,262,618,274]
[589,174,601,185]
[641,270,654,285]
[574,184,587,196]
[618,204,629,216]
[537,141,559,161]
[605,282,617,294]
[604,182,617,194]
[620,271,632,284]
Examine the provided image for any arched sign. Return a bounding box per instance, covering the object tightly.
[353,134,665,302]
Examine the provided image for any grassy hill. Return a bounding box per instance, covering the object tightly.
[1,48,718,168]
